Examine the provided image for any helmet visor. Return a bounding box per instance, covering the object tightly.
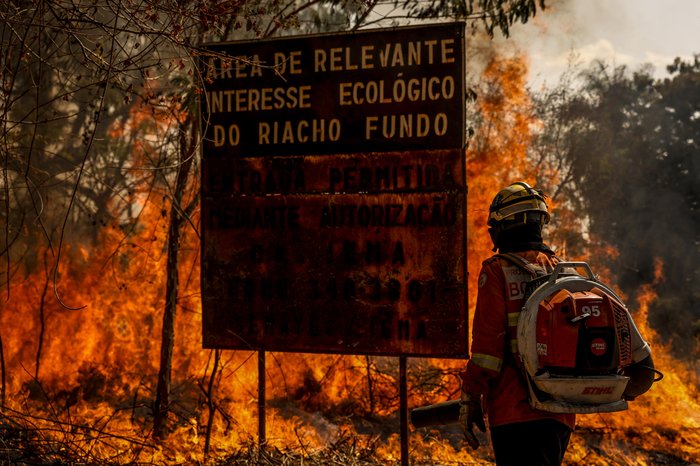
[489,198,550,225]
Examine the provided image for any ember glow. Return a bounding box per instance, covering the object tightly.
[1,55,698,466]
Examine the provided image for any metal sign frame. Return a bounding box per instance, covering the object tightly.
[200,23,468,358]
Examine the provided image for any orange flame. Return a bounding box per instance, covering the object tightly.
[1,53,698,466]
[567,259,700,465]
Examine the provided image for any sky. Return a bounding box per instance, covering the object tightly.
[499,0,700,88]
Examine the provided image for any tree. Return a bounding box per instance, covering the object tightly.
[530,58,700,356]
[403,0,544,36]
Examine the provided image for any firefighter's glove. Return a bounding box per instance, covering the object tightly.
[459,391,485,449]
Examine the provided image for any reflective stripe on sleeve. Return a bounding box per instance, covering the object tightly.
[507,311,520,327]
[510,339,518,354]
[471,352,503,372]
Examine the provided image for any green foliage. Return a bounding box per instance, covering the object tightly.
[402,0,545,36]
[532,57,700,356]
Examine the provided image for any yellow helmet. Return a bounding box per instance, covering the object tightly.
[488,182,550,226]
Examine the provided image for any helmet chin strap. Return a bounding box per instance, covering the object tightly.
[490,223,546,253]
[488,227,498,252]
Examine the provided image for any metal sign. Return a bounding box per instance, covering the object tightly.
[201,150,467,356]
[200,23,465,157]
[200,24,467,357]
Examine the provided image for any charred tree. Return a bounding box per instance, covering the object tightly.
[153,114,199,438]
[35,251,51,381]
[203,349,222,457]
[0,334,5,408]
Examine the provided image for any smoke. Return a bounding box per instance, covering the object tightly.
[466,0,598,88]
[627,185,700,354]
[498,0,700,87]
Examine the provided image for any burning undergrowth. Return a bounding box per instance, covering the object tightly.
[1,54,699,465]
[2,229,695,465]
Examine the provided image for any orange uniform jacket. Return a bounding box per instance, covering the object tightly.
[463,250,576,430]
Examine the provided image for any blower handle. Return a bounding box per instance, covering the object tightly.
[548,261,596,284]
[410,400,461,428]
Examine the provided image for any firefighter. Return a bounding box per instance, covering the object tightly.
[460,181,575,465]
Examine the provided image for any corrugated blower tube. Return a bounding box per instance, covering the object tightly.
[410,400,461,428]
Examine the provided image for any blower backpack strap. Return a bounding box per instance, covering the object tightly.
[495,253,653,414]
[496,252,558,300]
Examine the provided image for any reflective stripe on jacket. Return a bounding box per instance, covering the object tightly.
[462,250,576,430]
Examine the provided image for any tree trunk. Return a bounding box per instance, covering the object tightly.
[153,116,197,438]
[35,250,50,381]
[0,333,5,409]
[203,349,221,457]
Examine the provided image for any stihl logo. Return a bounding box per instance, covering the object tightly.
[582,386,615,395]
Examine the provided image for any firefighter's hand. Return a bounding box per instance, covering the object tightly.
[459,391,486,449]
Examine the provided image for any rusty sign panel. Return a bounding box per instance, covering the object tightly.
[200,23,468,357]
[201,149,467,356]
[202,149,464,196]
[200,22,465,156]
